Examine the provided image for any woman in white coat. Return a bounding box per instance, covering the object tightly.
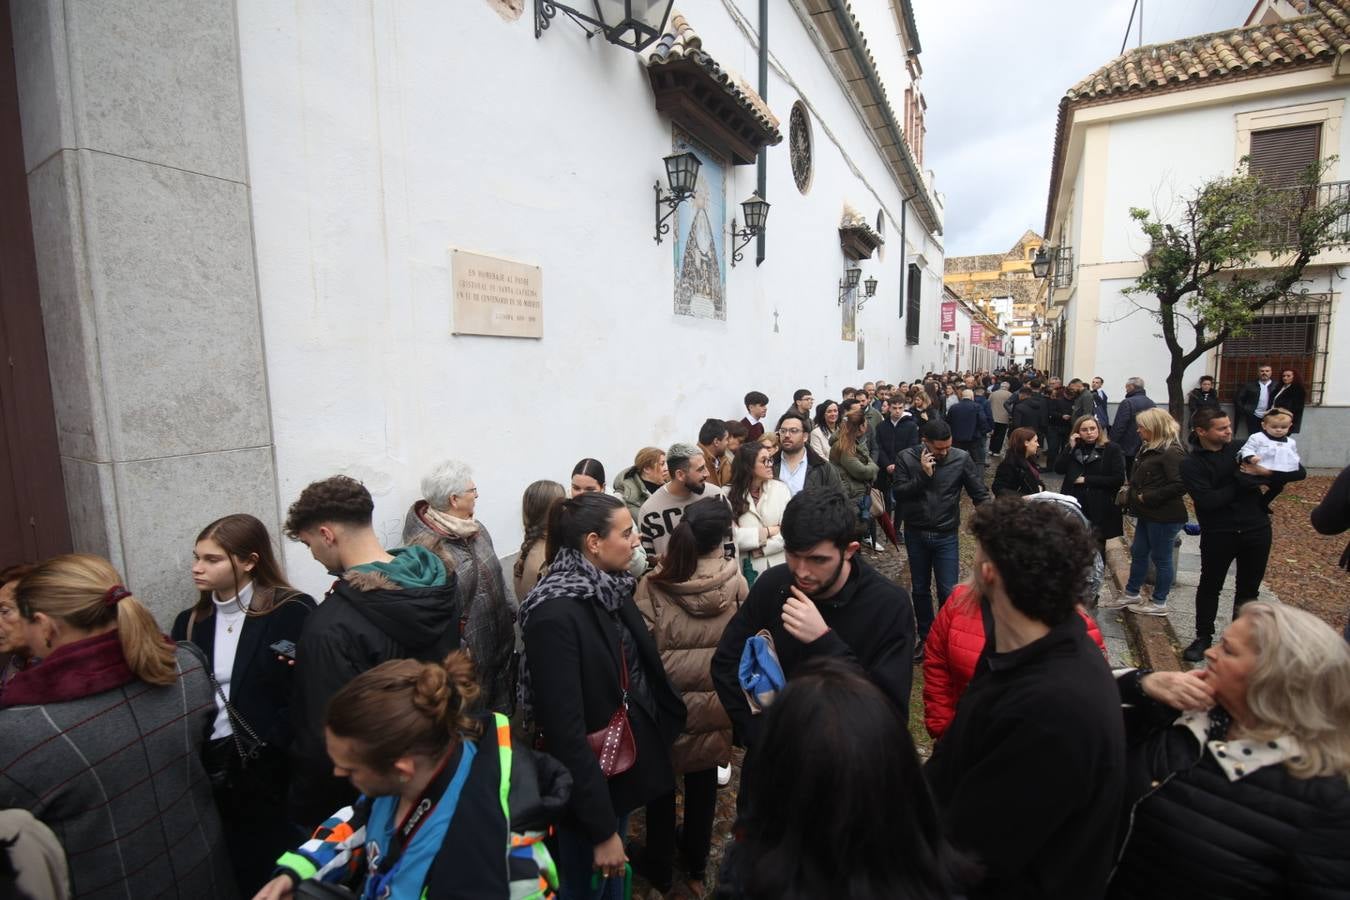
[726,443,791,578]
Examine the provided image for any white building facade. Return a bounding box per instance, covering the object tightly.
[1042,0,1350,467]
[5,1,947,612]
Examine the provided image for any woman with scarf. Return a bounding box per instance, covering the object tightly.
[518,492,686,900]
[1055,415,1126,550]
[403,458,517,715]
[0,554,235,898]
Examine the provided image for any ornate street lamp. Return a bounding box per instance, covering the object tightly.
[653,152,701,244]
[838,266,861,305]
[729,193,770,267]
[1030,247,1051,279]
[535,0,675,52]
[857,275,878,310]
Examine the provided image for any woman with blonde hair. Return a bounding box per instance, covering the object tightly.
[1106,601,1350,898]
[1102,407,1187,618]
[0,554,235,898]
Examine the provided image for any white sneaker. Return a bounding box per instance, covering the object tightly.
[1126,600,1168,617]
[717,764,732,787]
[1098,592,1138,610]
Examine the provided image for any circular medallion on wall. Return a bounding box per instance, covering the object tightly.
[790,101,813,194]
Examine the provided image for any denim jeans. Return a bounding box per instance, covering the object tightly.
[905,529,959,638]
[557,814,629,900]
[1125,520,1184,605]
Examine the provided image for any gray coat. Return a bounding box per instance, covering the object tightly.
[404,502,519,716]
[0,644,236,899]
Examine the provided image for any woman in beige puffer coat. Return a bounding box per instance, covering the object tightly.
[633,497,746,895]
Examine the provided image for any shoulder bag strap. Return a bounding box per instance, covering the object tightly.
[204,665,264,760]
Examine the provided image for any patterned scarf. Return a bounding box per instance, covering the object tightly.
[516,548,635,729]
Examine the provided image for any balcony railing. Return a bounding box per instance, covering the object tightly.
[1261,180,1350,249]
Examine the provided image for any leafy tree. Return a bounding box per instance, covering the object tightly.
[1124,160,1350,420]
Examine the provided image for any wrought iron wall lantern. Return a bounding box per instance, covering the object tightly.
[838,266,861,305]
[654,152,701,244]
[856,275,878,310]
[1030,246,1052,279]
[729,193,770,267]
[535,0,675,52]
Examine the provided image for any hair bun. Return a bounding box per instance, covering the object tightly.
[412,665,450,720]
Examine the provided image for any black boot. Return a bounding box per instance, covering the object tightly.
[1183,636,1212,663]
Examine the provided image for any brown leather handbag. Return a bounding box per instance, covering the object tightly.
[586,646,637,778]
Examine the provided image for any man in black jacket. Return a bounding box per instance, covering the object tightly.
[1111,376,1156,475]
[283,475,461,827]
[892,420,991,655]
[1234,364,1275,439]
[711,488,915,753]
[1179,408,1301,661]
[925,497,1126,900]
[877,400,920,516]
[770,411,844,498]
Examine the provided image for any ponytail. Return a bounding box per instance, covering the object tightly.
[544,492,624,564]
[649,498,732,586]
[326,651,482,772]
[15,554,177,686]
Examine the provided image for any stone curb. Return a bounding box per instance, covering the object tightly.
[1104,536,1183,672]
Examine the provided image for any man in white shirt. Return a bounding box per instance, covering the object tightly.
[1235,364,1275,439]
[770,411,844,498]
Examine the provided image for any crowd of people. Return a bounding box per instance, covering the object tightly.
[0,363,1347,900]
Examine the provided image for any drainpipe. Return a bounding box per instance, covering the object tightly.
[756,0,767,265]
[899,194,908,317]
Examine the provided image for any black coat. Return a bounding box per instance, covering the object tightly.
[171,592,314,751]
[1268,381,1306,432]
[991,455,1044,497]
[710,559,915,752]
[522,587,686,844]
[1047,395,1075,432]
[1054,442,1126,539]
[1181,443,1270,534]
[1234,379,1274,422]
[1010,395,1048,431]
[876,415,920,470]
[925,617,1126,900]
[288,571,462,826]
[946,399,982,443]
[1109,390,1156,457]
[1108,679,1350,900]
[771,446,844,496]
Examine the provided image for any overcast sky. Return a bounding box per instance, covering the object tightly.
[918,0,1260,258]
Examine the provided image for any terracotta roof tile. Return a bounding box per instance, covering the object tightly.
[1065,0,1350,102]
[647,12,781,138]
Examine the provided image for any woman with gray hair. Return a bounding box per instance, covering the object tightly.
[1107,601,1350,899]
[403,459,517,714]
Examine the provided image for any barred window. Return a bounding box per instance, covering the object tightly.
[1216,294,1331,405]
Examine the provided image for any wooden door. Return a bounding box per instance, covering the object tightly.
[0,2,71,564]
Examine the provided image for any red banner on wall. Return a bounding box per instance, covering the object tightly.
[971,322,983,345]
[940,301,956,331]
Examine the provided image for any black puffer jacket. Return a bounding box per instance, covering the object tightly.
[1109,682,1350,899]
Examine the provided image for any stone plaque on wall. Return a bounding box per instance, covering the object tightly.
[450,249,542,338]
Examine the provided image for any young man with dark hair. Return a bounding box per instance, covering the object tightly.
[711,488,915,752]
[770,411,843,498]
[724,419,749,453]
[740,391,769,442]
[892,420,990,657]
[782,388,815,429]
[698,417,732,487]
[925,497,1125,900]
[284,475,460,826]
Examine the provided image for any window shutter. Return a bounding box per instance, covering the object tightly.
[905,264,922,345]
[1249,125,1321,185]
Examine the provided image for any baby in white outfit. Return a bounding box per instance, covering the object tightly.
[1238,407,1302,510]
